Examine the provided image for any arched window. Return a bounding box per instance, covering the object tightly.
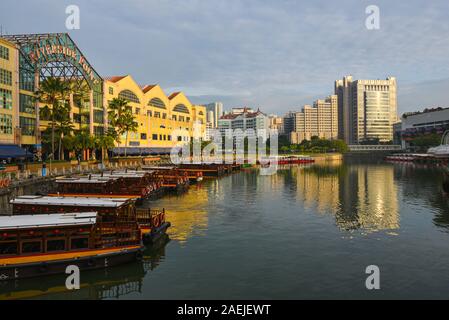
[148,97,166,109]
[173,104,189,114]
[198,111,204,115]
[118,90,140,103]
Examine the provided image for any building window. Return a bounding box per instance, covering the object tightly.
[186,117,190,122]
[168,135,172,141]
[0,89,12,110]
[159,134,162,140]
[141,133,147,140]
[0,114,12,135]
[173,104,189,114]
[0,69,12,86]
[94,110,104,124]
[148,97,166,109]
[109,87,114,95]
[162,113,167,119]
[94,126,104,136]
[20,117,36,136]
[147,110,152,117]
[135,107,140,115]
[172,115,177,121]
[0,45,9,60]
[19,94,35,114]
[152,134,158,140]
[179,116,185,122]
[154,111,161,118]
[118,90,140,103]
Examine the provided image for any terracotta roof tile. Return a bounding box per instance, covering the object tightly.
[141,84,157,93]
[104,76,127,83]
[168,92,181,100]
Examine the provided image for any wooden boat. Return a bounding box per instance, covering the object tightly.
[54,172,163,199]
[177,163,231,177]
[0,212,143,280]
[260,155,315,165]
[142,165,203,183]
[384,153,416,162]
[88,170,164,198]
[10,195,170,245]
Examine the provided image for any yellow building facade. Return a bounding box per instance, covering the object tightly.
[0,33,206,157]
[104,75,206,150]
[0,38,18,145]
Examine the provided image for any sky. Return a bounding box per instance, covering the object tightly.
[1,0,448,115]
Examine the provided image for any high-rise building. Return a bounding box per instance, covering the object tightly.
[335,75,397,144]
[289,95,338,144]
[205,102,223,128]
[268,114,283,133]
[282,111,296,136]
[218,109,269,142]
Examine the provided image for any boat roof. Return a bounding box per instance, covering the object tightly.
[142,166,175,170]
[0,212,97,230]
[90,172,151,178]
[55,177,118,184]
[10,195,131,207]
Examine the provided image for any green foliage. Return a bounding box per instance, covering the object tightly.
[108,98,138,156]
[278,137,348,154]
[410,133,441,148]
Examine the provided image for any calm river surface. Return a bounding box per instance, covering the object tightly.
[3,158,449,299]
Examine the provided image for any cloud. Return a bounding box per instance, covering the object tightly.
[1,0,448,115]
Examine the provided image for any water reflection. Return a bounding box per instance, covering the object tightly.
[143,184,209,243]
[276,160,400,233]
[0,235,169,300]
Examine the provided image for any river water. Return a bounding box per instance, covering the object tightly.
[2,158,449,299]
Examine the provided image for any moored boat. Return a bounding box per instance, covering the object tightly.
[10,195,170,245]
[260,155,315,165]
[0,212,143,280]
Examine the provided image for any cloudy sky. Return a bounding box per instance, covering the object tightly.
[1,0,448,115]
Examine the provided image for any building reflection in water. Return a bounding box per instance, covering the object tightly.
[146,184,209,244]
[284,160,400,232]
[0,235,170,300]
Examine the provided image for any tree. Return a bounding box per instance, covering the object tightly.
[36,77,71,160]
[108,98,138,156]
[96,135,115,161]
[122,112,139,157]
[75,130,96,161]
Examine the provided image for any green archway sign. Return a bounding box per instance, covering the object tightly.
[3,33,102,93]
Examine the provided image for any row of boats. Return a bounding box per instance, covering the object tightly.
[0,163,240,281]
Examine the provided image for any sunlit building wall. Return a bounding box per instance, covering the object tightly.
[104,75,206,149]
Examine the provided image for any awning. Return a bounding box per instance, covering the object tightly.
[112,147,173,156]
[0,145,33,159]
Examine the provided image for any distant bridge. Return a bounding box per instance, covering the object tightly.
[348,145,403,152]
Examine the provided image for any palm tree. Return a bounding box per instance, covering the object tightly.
[36,77,71,160]
[108,98,128,146]
[122,111,138,157]
[75,130,95,161]
[96,135,115,161]
[108,98,138,157]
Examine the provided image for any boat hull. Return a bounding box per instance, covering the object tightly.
[0,246,143,281]
[142,222,171,245]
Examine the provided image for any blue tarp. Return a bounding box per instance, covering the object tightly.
[0,145,33,159]
[112,147,173,156]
